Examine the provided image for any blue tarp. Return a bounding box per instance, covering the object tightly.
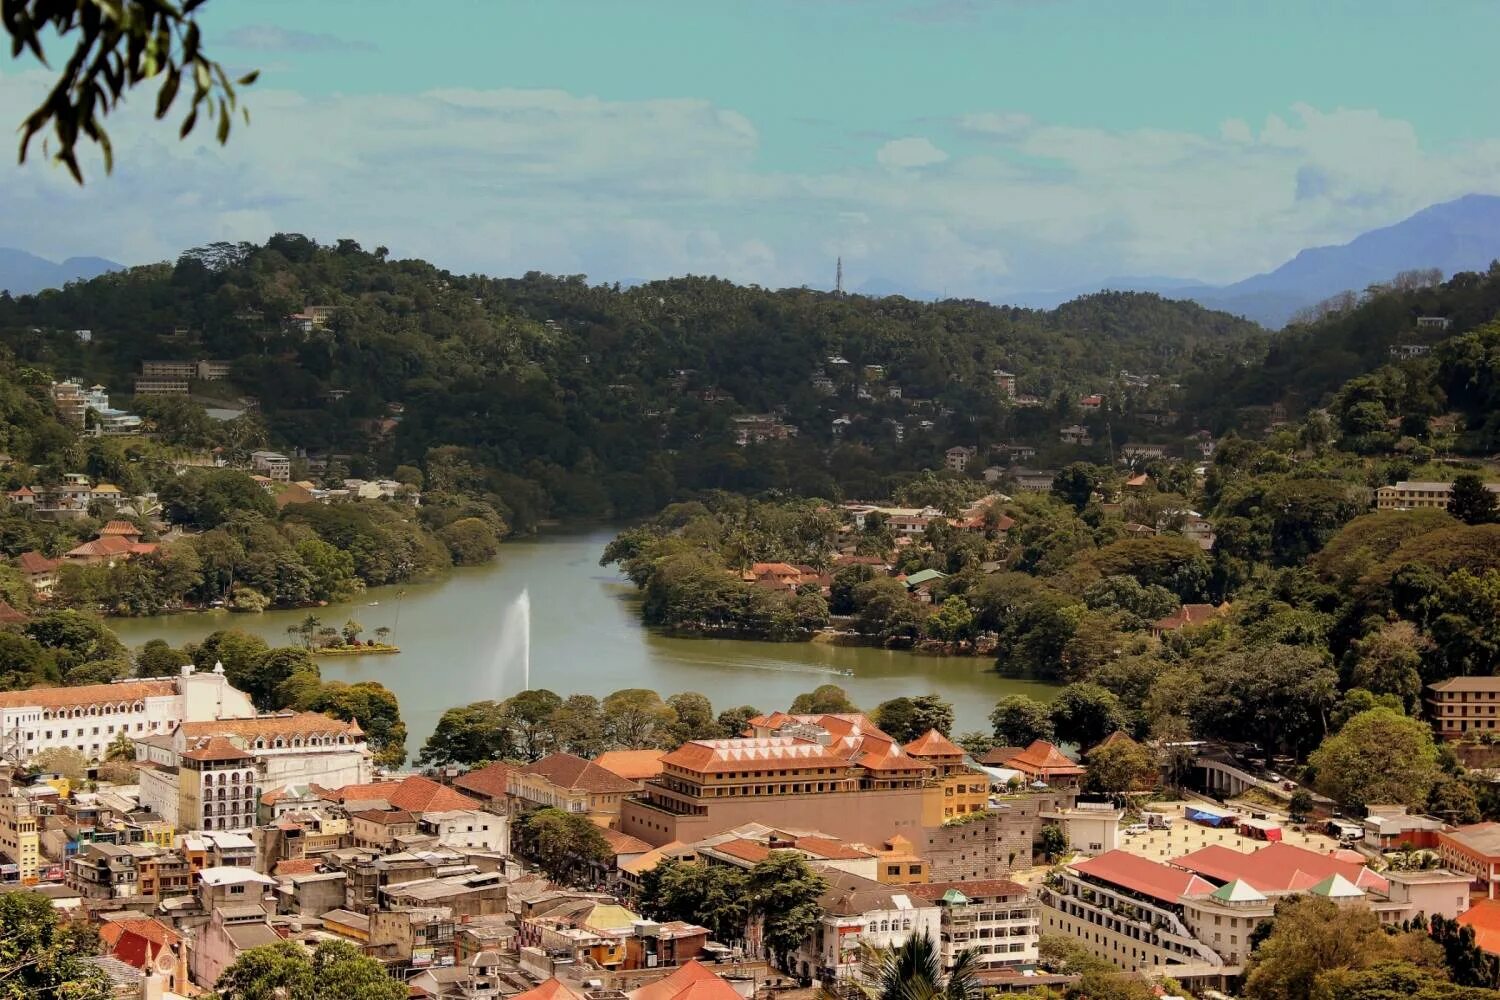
[1185,805,1235,827]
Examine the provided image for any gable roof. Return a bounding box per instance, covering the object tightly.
[594,749,667,781]
[662,737,849,774]
[0,679,175,710]
[522,753,638,793]
[180,711,363,742]
[1008,740,1084,777]
[1172,842,1387,895]
[601,828,652,857]
[904,729,965,758]
[1209,879,1267,903]
[1070,850,1215,904]
[182,736,254,762]
[453,762,515,801]
[99,520,142,536]
[515,980,585,1000]
[1458,899,1500,955]
[386,775,481,813]
[629,961,740,1000]
[17,551,59,574]
[0,601,27,625]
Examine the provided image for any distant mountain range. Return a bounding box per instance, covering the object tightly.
[0,248,122,296]
[876,194,1500,328]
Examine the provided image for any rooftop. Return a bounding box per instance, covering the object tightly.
[1442,822,1500,857]
[180,711,363,741]
[903,729,966,758]
[594,749,667,781]
[1459,899,1500,956]
[523,753,640,793]
[0,679,175,710]
[1171,842,1387,895]
[629,961,741,1000]
[453,761,515,800]
[1069,850,1216,904]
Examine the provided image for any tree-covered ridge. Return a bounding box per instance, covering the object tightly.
[0,235,1265,526]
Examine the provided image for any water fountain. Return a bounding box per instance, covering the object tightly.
[493,588,531,696]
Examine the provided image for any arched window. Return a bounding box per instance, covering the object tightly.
[133,701,144,712]
[230,772,241,783]
[254,739,265,750]
[204,817,214,830]
[203,773,214,786]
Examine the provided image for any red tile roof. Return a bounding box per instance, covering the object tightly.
[350,808,417,826]
[523,753,639,793]
[1070,850,1216,903]
[453,762,515,801]
[315,780,403,804]
[386,775,480,813]
[0,601,26,625]
[1172,842,1387,895]
[787,835,873,861]
[17,551,59,574]
[908,879,1028,901]
[99,520,142,537]
[904,729,965,759]
[1153,603,1226,633]
[1459,899,1500,956]
[707,839,772,864]
[662,737,850,774]
[601,827,652,856]
[182,736,254,762]
[515,979,585,1000]
[0,680,175,710]
[1007,740,1084,777]
[594,749,666,781]
[180,711,363,742]
[630,961,741,1000]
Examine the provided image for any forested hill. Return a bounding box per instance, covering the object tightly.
[0,235,1264,524]
[1183,264,1500,430]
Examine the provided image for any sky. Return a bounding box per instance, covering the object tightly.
[3,0,1500,297]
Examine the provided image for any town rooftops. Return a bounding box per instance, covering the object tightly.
[817,869,940,916]
[318,775,478,812]
[182,736,254,762]
[523,752,639,793]
[907,879,1028,902]
[198,866,275,888]
[601,828,652,857]
[1171,842,1387,895]
[1069,850,1215,904]
[594,749,667,781]
[0,679,176,710]
[453,761,514,800]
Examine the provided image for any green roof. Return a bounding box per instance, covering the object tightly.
[940,888,969,904]
[904,569,948,587]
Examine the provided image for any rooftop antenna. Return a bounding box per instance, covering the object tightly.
[835,257,843,296]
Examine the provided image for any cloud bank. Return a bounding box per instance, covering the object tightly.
[3,68,1498,299]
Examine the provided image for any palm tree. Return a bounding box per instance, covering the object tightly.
[105,731,135,762]
[297,614,321,649]
[836,934,980,1000]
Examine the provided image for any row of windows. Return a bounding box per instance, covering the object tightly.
[39,701,148,720]
[30,722,152,741]
[251,735,349,748]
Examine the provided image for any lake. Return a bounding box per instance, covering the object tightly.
[107,527,1061,755]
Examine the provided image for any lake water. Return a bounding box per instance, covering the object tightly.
[107,528,1061,754]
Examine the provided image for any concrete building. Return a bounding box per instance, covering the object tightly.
[1426,677,1500,740]
[1439,824,1500,898]
[67,842,140,901]
[0,664,253,763]
[133,375,190,396]
[176,711,372,790]
[421,809,509,854]
[910,879,1039,973]
[510,753,652,828]
[1376,480,1500,511]
[903,729,989,823]
[945,447,976,473]
[0,789,40,883]
[249,451,292,482]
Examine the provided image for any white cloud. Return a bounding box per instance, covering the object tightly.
[3,67,1500,297]
[876,136,950,169]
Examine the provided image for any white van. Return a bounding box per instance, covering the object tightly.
[1125,823,1149,836]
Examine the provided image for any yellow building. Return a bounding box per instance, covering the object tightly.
[867,834,929,885]
[904,729,989,824]
[0,791,40,884]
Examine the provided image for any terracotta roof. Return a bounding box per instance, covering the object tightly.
[351,808,417,826]
[180,711,364,741]
[904,729,965,758]
[1153,603,1226,632]
[99,520,142,536]
[663,737,850,774]
[1070,850,1216,904]
[17,551,59,574]
[522,753,641,793]
[977,746,1024,766]
[621,842,689,876]
[629,961,741,1000]
[1459,899,1500,956]
[707,839,771,864]
[0,680,176,710]
[516,979,585,1000]
[274,858,324,877]
[100,918,181,950]
[387,775,480,813]
[1008,740,1084,777]
[182,736,254,762]
[907,879,1028,901]
[6,486,35,497]
[314,780,403,804]
[594,749,666,781]
[453,762,515,800]
[1429,678,1500,693]
[787,836,873,861]
[0,601,27,625]
[1171,842,1387,895]
[601,828,652,857]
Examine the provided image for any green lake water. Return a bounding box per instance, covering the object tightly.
[106,528,1061,754]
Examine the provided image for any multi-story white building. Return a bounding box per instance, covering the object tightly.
[175,711,372,790]
[911,879,1040,972]
[1376,480,1500,511]
[421,809,510,854]
[0,664,253,763]
[250,451,292,482]
[795,869,941,985]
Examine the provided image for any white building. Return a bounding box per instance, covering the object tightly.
[174,712,372,790]
[911,879,1040,972]
[0,665,253,763]
[249,451,292,482]
[421,809,510,855]
[796,870,941,985]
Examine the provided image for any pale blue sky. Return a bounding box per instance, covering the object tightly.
[4,0,1499,295]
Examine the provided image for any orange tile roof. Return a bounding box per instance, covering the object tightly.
[387,775,480,813]
[789,836,873,861]
[1007,740,1084,777]
[182,736,254,762]
[100,918,181,950]
[0,680,176,710]
[602,828,652,856]
[0,601,26,625]
[350,809,417,825]
[630,961,741,1000]
[453,762,515,800]
[274,859,324,877]
[66,535,138,559]
[662,737,850,774]
[99,520,142,536]
[594,749,666,781]
[179,711,363,741]
[908,879,1028,901]
[708,839,772,864]
[1153,603,1226,632]
[1071,850,1216,904]
[315,780,403,804]
[1459,899,1500,955]
[522,753,644,793]
[515,979,585,1000]
[903,729,965,758]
